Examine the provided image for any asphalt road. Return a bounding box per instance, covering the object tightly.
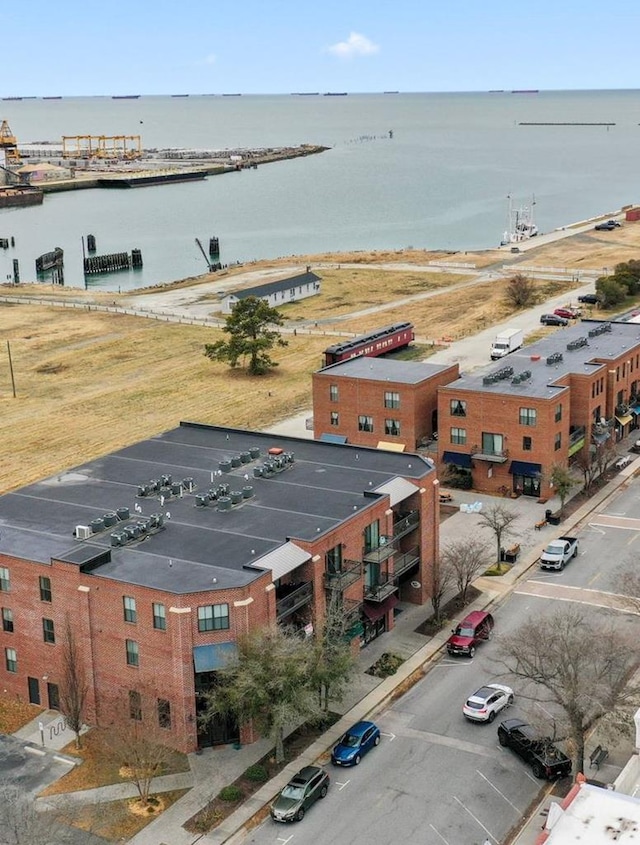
[242,478,640,845]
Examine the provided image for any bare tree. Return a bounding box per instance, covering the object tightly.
[494,606,640,774]
[504,273,537,308]
[594,436,618,478]
[574,448,600,495]
[105,690,174,806]
[550,464,577,515]
[200,624,321,763]
[477,503,518,565]
[311,592,357,712]
[429,554,456,627]
[58,614,88,749]
[613,560,640,615]
[440,537,491,606]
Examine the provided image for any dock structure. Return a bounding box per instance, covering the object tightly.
[35,247,63,273]
[83,250,142,275]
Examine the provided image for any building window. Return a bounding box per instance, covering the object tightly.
[126,639,139,667]
[363,520,380,554]
[129,689,142,721]
[123,596,137,624]
[519,408,537,426]
[330,411,339,427]
[330,384,338,402]
[482,432,504,455]
[451,427,467,445]
[617,389,625,406]
[197,604,230,632]
[325,544,343,574]
[555,403,563,423]
[523,436,532,451]
[42,618,55,644]
[358,415,374,432]
[450,399,467,417]
[5,647,17,673]
[385,419,401,436]
[0,567,9,592]
[554,432,562,451]
[384,391,400,409]
[2,608,13,633]
[158,698,171,729]
[152,602,166,631]
[39,576,52,603]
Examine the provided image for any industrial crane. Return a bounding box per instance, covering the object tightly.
[0,120,20,163]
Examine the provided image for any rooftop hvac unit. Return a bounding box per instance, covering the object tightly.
[182,477,195,492]
[90,517,105,534]
[240,451,251,464]
[242,485,254,499]
[217,496,232,512]
[219,460,232,473]
[231,455,242,468]
[195,494,209,507]
[110,532,124,547]
[103,511,118,528]
[230,490,243,504]
[161,473,172,486]
[116,506,130,521]
[75,525,92,540]
[253,466,263,478]
[249,447,261,459]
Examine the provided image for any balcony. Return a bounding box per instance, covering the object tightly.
[363,575,398,603]
[471,444,509,463]
[276,581,313,620]
[392,546,420,579]
[568,425,586,457]
[392,510,419,542]
[363,541,396,565]
[323,559,362,591]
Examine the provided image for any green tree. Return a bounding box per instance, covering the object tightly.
[204,296,288,375]
[595,275,627,307]
[200,625,320,763]
[550,463,576,515]
[311,592,356,712]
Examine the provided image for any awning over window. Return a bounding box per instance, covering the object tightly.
[616,414,633,427]
[373,477,418,506]
[319,433,348,444]
[193,642,238,673]
[442,450,472,469]
[363,594,398,621]
[509,460,542,477]
[248,541,311,582]
[377,441,406,452]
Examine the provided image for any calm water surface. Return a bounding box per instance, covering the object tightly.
[0,90,638,290]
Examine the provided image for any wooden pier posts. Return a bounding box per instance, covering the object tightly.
[83,249,143,275]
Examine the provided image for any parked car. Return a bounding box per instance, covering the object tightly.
[553,307,581,320]
[594,221,617,231]
[497,719,572,779]
[463,683,514,723]
[577,293,600,305]
[540,313,569,326]
[539,535,579,570]
[331,720,381,766]
[446,610,494,657]
[270,765,330,822]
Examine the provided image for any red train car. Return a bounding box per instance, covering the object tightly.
[323,322,415,367]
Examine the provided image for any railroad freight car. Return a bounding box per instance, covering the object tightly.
[323,322,414,367]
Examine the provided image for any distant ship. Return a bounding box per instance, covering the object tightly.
[2,96,23,101]
[511,89,539,94]
[112,95,141,99]
[43,96,62,100]
[171,94,189,97]
[500,195,538,245]
[291,92,319,96]
[324,92,348,96]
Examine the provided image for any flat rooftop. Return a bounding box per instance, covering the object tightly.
[544,782,640,843]
[449,320,640,400]
[0,422,433,595]
[319,357,454,384]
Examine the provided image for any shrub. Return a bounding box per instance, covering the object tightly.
[244,764,269,783]
[218,785,243,802]
[368,652,404,678]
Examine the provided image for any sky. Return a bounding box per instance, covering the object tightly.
[3,0,639,97]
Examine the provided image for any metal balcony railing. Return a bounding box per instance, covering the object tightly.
[471,444,509,463]
[392,547,420,579]
[569,426,586,448]
[323,559,362,591]
[275,581,313,620]
[363,542,396,565]
[392,510,419,542]
[363,576,398,603]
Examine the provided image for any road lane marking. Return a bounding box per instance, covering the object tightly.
[276,836,293,844]
[335,779,350,790]
[475,769,523,814]
[429,823,451,844]
[380,731,396,741]
[453,795,495,840]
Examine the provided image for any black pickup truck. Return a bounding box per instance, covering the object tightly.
[497,719,572,779]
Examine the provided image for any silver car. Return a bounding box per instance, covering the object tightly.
[463,683,514,722]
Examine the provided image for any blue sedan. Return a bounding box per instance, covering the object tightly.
[331,720,381,766]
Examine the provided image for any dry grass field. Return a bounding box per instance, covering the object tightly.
[1,225,638,495]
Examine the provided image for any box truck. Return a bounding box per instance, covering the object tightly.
[490,328,524,360]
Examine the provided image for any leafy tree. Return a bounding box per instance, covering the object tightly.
[504,273,536,308]
[440,537,490,606]
[595,275,627,307]
[494,606,640,774]
[550,463,576,515]
[204,296,288,375]
[613,260,640,296]
[477,503,518,565]
[311,592,356,712]
[200,625,320,763]
[58,615,88,749]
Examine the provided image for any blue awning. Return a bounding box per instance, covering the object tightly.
[442,450,472,468]
[319,433,348,444]
[632,406,640,415]
[509,460,542,477]
[193,642,238,673]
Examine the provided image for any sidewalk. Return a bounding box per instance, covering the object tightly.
[20,450,640,845]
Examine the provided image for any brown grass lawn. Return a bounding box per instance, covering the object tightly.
[0,693,43,733]
[40,729,190,795]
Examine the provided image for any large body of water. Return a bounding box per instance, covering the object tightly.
[0,90,638,290]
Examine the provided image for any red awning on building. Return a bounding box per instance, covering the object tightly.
[363,594,398,621]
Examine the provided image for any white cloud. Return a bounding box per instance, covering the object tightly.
[203,53,216,65]
[328,32,379,59]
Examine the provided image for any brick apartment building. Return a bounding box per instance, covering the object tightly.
[311,320,640,501]
[313,358,460,450]
[0,422,437,753]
